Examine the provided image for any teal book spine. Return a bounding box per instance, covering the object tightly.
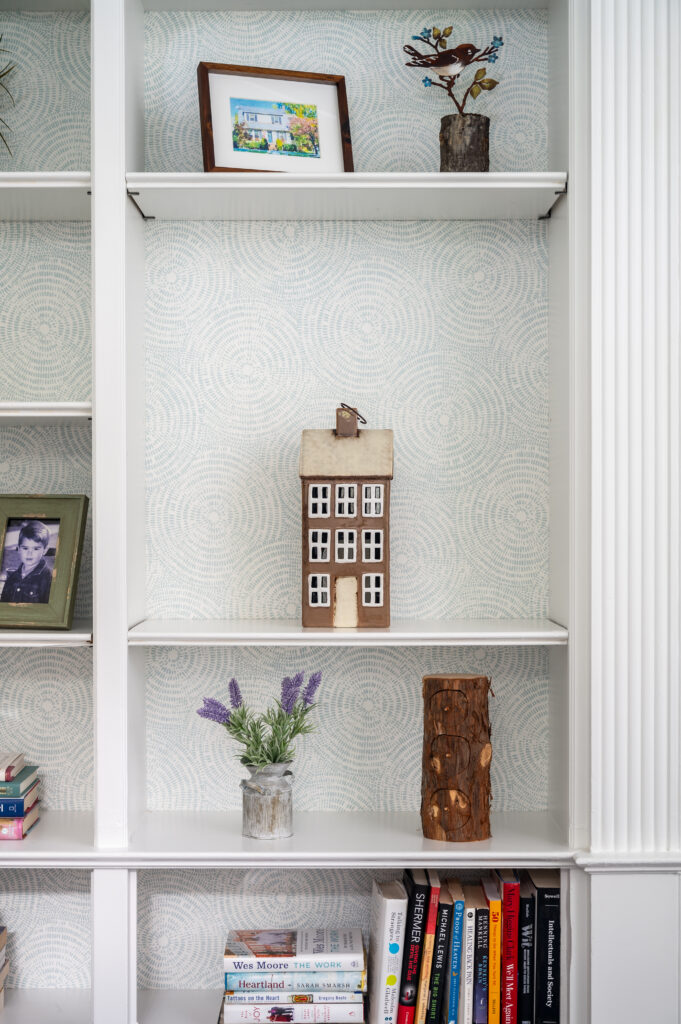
[446,899,465,1024]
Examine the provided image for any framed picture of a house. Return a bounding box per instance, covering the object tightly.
[197,63,354,173]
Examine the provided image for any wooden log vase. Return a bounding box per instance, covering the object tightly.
[420,674,492,842]
[439,113,490,172]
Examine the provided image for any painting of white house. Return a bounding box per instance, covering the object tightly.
[230,97,320,158]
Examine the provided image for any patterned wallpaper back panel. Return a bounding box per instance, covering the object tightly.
[147,645,548,813]
[0,222,91,402]
[0,870,90,988]
[0,13,90,172]
[145,219,548,621]
[145,10,548,173]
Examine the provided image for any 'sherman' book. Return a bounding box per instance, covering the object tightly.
[529,871,560,1024]
[414,870,441,1024]
[0,753,24,781]
[517,876,536,1024]
[225,972,367,993]
[224,931,365,973]
[224,993,364,1005]
[396,868,429,1024]
[469,886,489,1024]
[0,779,39,817]
[368,878,408,1024]
[426,886,453,1024]
[494,871,519,1024]
[0,765,38,797]
[219,1001,364,1022]
[0,801,39,839]
[442,880,465,1024]
[459,888,477,1024]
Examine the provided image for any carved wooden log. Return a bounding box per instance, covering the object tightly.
[420,674,492,842]
[439,114,490,172]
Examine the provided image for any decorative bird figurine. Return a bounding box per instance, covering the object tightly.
[403,42,479,82]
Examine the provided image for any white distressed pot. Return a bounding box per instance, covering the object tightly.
[241,762,294,839]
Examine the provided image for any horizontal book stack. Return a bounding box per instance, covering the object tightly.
[0,754,40,840]
[219,929,367,1024]
[369,870,561,1024]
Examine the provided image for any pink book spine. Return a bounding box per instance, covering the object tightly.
[0,818,25,839]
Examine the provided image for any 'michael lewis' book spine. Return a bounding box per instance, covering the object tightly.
[472,906,489,1024]
[517,886,535,1024]
[426,896,453,1024]
[533,876,560,1024]
[396,869,429,1024]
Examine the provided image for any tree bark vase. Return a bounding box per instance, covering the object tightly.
[420,674,492,842]
[439,113,490,172]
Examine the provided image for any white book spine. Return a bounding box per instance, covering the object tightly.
[224,993,364,1005]
[368,882,408,1024]
[459,909,476,1024]
[220,1003,364,1023]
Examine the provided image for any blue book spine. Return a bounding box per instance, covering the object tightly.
[0,796,27,816]
[447,899,465,1024]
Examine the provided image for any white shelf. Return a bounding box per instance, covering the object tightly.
[0,619,92,647]
[145,0,545,8]
[128,617,567,647]
[138,991,223,1024]
[0,402,92,424]
[0,174,91,221]
[0,989,91,1024]
[126,810,572,868]
[126,172,567,222]
[0,810,94,865]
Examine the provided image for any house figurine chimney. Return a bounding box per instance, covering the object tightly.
[336,406,360,437]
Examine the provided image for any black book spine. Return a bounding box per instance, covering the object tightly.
[398,871,430,1023]
[472,907,489,1024]
[427,901,452,1024]
[517,894,535,1024]
[535,887,560,1024]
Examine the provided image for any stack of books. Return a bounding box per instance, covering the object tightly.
[369,869,561,1024]
[0,754,40,840]
[0,925,9,1010]
[219,929,367,1024]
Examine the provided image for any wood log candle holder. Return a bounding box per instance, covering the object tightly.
[420,674,492,842]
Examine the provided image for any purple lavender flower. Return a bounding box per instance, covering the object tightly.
[281,671,305,714]
[302,671,322,707]
[196,697,231,724]
[228,678,243,709]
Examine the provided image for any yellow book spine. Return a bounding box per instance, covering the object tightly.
[487,900,501,1024]
[414,932,435,1024]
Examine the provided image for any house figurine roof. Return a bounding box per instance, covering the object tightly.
[299,428,394,479]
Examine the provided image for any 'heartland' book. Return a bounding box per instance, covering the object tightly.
[224,930,365,973]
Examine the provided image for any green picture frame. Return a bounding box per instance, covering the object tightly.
[0,495,89,630]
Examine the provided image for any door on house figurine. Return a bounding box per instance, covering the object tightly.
[333,576,358,627]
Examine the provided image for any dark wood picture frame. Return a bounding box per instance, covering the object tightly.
[197,62,354,173]
[0,495,89,630]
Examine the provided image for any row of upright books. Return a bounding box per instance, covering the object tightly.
[369,870,560,1024]
[0,754,40,839]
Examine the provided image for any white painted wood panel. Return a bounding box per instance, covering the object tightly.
[0,619,92,646]
[0,402,92,423]
[0,174,90,220]
[0,990,91,1024]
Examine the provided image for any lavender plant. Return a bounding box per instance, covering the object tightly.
[197,671,322,770]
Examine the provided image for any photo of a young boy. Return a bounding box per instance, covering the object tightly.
[0,518,59,604]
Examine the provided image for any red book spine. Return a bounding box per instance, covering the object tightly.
[500,881,520,1024]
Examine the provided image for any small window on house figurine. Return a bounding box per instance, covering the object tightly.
[336,529,357,563]
[362,573,383,606]
[309,574,330,606]
[309,530,330,562]
[309,484,331,517]
[362,529,383,562]
[336,483,357,518]
[363,484,384,517]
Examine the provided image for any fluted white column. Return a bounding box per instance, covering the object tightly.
[591,0,681,852]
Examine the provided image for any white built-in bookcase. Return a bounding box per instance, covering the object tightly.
[1,0,679,1021]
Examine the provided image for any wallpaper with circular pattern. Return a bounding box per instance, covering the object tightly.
[0,13,90,172]
[0,422,92,618]
[145,219,548,621]
[0,222,91,402]
[0,869,90,988]
[146,645,548,814]
[144,10,547,173]
[0,649,92,811]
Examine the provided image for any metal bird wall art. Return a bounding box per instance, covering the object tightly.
[403,28,503,115]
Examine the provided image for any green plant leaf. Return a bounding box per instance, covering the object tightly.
[438,38,446,48]
[432,26,441,38]
[480,78,499,90]
[443,26,453,37]
[470,83,482,99]
[474,67,486,81]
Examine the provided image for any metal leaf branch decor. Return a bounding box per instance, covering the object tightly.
[403,28,503,115]
[0,33,16,155]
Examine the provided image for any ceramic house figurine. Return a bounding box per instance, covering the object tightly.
[299,406,393,628]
